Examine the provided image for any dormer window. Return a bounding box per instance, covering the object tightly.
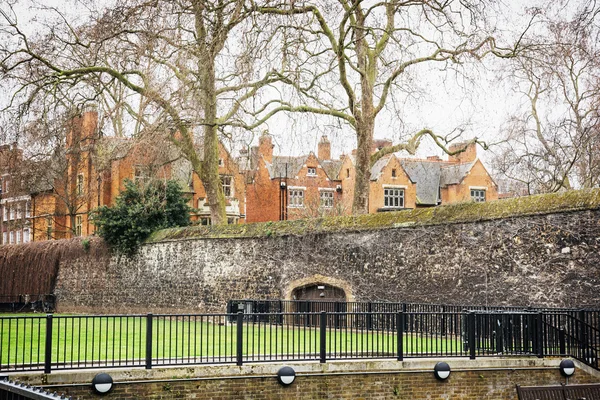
[307,167,317,176]
[392,169,397,178]
[219,158,224,167]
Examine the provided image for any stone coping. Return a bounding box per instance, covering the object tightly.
[147,189,600,242]
[4,357,596,386]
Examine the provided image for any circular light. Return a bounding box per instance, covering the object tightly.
[433,362,451,381]
[559,359,575,377]
[277,366,296,386]
[92,373,114,394]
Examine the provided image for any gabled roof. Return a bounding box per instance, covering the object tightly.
[370,155,393,181]
[440,162,476,186]
[401,160,442,206]
[267,156,307,179]
[321,159,343,181]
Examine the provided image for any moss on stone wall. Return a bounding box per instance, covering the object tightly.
[147,188,600,242]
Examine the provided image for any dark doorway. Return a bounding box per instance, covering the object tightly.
[292,284,347,327]
[293,284,346,302]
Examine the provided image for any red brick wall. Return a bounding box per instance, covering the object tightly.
[52,367,599,400]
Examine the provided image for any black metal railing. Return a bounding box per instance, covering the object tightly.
[1,308,599,373]
[0,378,72,399]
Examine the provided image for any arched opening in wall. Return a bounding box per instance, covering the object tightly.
[292,283,347,326]
[293,284,346,302]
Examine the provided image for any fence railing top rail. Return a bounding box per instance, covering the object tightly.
[0,378,73,399]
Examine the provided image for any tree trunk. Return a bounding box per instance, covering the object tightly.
[199,58,227,225]
[352,120,374,214]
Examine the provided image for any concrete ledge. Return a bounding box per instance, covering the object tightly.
[4,357,594,387]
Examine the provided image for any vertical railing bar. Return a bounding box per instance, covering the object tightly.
[145,313,153,369]
[320,311,326,363]
[236,312,243,366]
[44,314,52,374]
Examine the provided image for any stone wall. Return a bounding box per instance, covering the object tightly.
[54,207,600,313]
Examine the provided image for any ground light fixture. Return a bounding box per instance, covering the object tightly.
[91,373,114,395]
[277,366,296,386]
[433,362,451,381]
[559,359,575,377]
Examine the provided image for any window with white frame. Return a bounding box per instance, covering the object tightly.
[2,206,6,221]
[10,206,15,220]
[288,189,304,207]
[77,174,84,195]
[16,204,21,219]
[16,230,21,244]
[9,231,14,244]
[200,217,211,226]
[2,231,6,244]
[220,176,233,197]
[307,167,317,176]
[384,187,405,208]
[75,216,83,236]
[470,189,486,202]
[23,228,30,243]
[320,191,334,208]
[25,201,31,218]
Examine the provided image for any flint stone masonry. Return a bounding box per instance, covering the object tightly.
[53,207,600,314]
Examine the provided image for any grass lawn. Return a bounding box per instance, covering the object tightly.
[1,314,465,368]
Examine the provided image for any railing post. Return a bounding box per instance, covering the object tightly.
[320,311,327,363]
[578,309,587,351]
[468,312,476,360]
[536,312,544,358]
[145,313,153,369]
[44,314,53,374]
[367,302,373,331]
[559,328,566,355]
[402,303,408,332]
[236,312,244,366]
[495,315,503,354]
[441,305,446,336]
[397,312,404,361]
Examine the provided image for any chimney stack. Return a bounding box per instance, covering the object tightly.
[371,138,393,154]
[258,131,274,163]
[318,135,331,160]
[448,141,477,163]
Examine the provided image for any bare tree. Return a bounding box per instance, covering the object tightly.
[255,0,521,213]
[493,5,600,193]
[0,0,288,225]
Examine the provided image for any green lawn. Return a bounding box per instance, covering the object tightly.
[1,314,464,367]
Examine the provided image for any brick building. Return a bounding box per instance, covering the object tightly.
[0,109,247,244]
[339,140,498,213]
[63,109,247,233]
[244,134,344,223]
[0,144,64,244]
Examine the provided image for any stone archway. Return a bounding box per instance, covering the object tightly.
[284,275,353,327]
[283,274,354,302]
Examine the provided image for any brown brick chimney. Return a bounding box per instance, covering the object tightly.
[258,131,274,163]
[448,142,477,163]
[318,135,331,160]
[371,138,393,154]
